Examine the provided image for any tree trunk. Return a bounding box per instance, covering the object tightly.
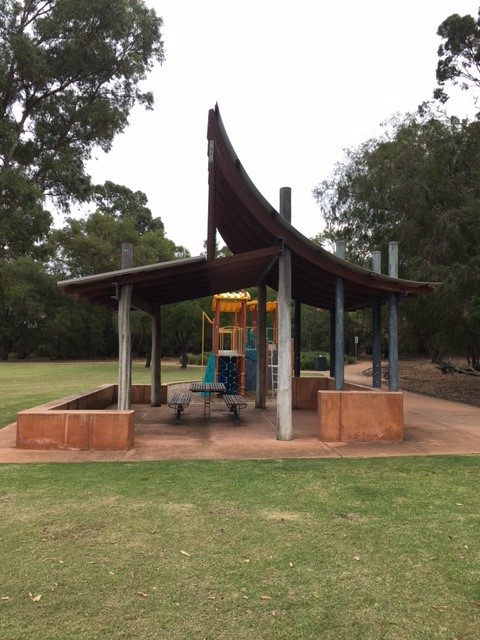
[0,345,11,361]
[180,349,188,369]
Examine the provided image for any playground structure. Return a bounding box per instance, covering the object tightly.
[202,292,279,395]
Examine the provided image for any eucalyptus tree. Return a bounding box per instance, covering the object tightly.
[0,0,164,258]
[313,113,480,365]
[50,183,188,278]
[435,5,480,111]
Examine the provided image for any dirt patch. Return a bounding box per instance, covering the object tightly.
[364,358,480,408]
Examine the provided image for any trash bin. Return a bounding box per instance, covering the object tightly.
[314,355,327,371]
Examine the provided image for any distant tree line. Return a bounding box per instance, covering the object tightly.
[2,2,480,367]
[0,0,200,363]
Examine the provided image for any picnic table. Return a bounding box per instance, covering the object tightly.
[189,382,226,419]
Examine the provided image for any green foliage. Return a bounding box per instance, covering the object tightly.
[435,8,480,108]
[0,257,118,361]
[314,112,480,364]
[0,0,164,257]
[299,304,329,352]
[162,300,206,367]
[0,257,54,360]
[299,351,326,370]
[51,183,188,277]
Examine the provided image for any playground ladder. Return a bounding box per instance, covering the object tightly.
[268,343,278,398]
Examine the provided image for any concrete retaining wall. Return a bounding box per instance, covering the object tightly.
[292,376,403,443]
[15,383,167,451]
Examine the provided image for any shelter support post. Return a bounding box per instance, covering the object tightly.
[150,305,161,406]
[372,299,382,388]
[118,243,133,411]
[388,242,399,392]
[371,250,382,388]
[334,241,346,391]
[388,294,399,391]
[255,283,267,409]
[329,309,335,378]
[277,187,292,441]
[294,299,301,377]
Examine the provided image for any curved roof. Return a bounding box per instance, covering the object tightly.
[58,105,434,312]
[207,104,434,310]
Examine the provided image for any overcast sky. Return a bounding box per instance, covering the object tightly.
[85,0,479,257]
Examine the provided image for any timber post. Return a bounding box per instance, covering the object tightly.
[118,243,133,410]
[150,305,161,406]
[388,242,399,392]
[277,187,292,441]
[294,299,301,377]
[255,283,267,409]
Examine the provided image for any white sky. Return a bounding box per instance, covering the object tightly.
[84,0,479,256]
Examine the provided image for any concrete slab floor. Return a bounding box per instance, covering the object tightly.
[1,362,480,463]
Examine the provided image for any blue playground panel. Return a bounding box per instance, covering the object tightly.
[218,356,239,393]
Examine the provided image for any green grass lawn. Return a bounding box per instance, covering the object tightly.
[0,360,201,428]
[1,457,479,639]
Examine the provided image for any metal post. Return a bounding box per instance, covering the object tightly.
[329,309,335,377]
[118,243,133,410]
[277,187,292,441]
[334,241,345,391]
[371,250,382,388]
[206,139,217,261]
[388,242,399,392]
[294,299,301,377]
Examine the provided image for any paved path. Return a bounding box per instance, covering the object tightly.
[1,363,480,463]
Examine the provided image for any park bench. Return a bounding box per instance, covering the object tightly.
[223,394,247,426]
[168,393,192,423]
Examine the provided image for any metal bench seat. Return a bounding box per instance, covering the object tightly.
[168,393,192,423]
[223,394,247,425]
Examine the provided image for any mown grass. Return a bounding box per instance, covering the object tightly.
[1,457,479,639]
[0,360,201,428]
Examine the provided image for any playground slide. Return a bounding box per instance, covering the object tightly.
[202,353,215,383]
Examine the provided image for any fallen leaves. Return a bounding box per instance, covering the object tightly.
[28,593,42,602]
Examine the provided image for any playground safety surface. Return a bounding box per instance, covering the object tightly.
[2,363,480,463]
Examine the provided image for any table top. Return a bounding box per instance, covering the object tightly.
[190,382,226,393]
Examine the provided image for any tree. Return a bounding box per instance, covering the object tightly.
[313,112,480,365]
[93,181,164,235]
[435,7,480,111]
[0,257,56,359]
[162,300,204,368]
[51,183,188,277]
[314,114,480,266]
[0,256,118,361]
[300,305,329,353]
[0,0,164,258]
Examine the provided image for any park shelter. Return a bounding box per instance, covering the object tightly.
[54,104,434,446]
